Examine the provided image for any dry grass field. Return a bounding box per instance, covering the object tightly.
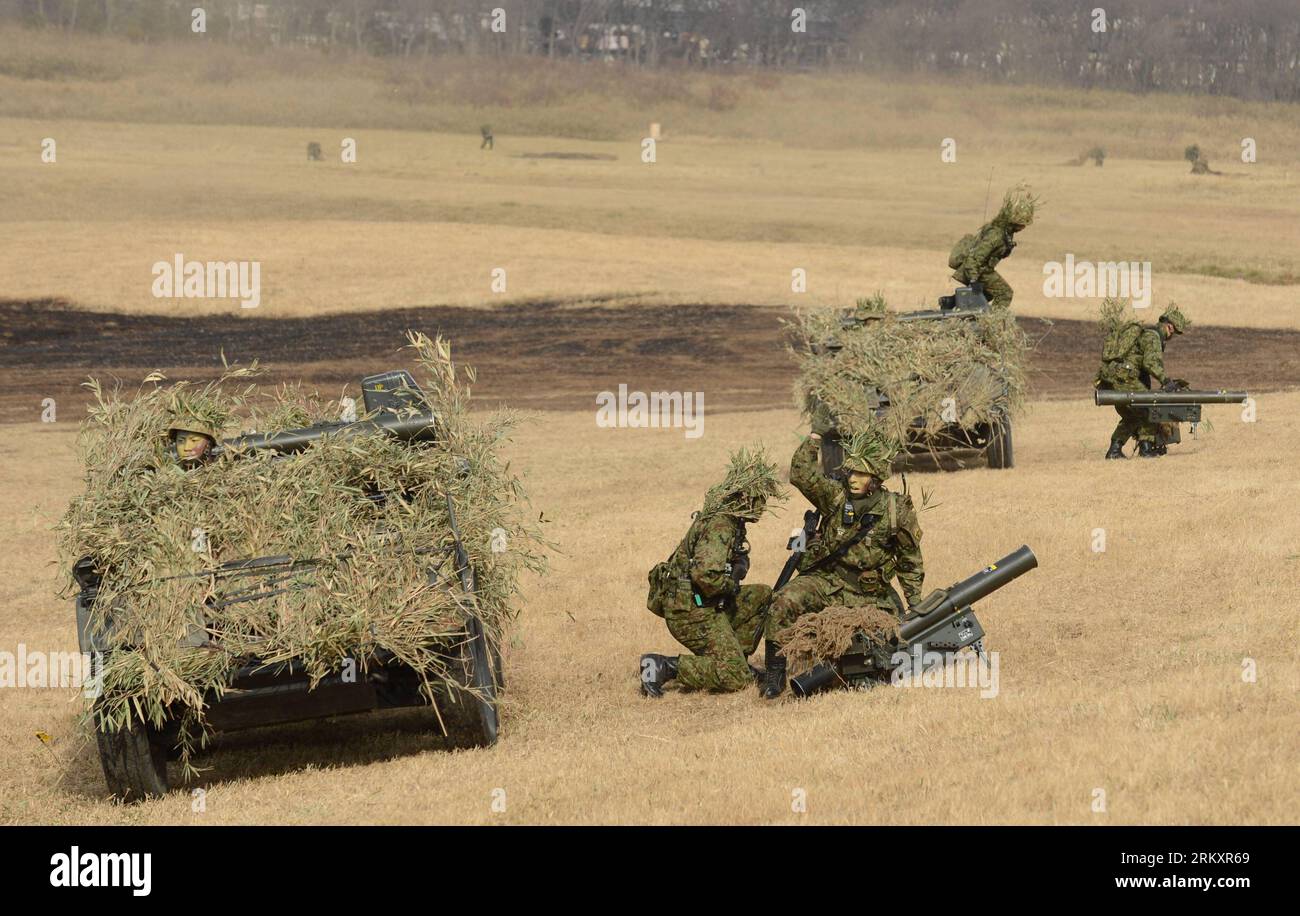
[3,119,1299,329]
[1,29,1297,824]
[2,394,1296,824]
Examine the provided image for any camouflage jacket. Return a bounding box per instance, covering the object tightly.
[647,512,749,615]
[790,437,924,607]
[955,217,1017,281]
[1098,325,1167,390]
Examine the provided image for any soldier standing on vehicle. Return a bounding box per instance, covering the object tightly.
[760,428,924,699]
[1096,306,1191,459]
[639,447,786,698]
[949,182,1040,310]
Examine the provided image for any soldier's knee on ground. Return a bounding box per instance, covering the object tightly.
[716,656,753,692]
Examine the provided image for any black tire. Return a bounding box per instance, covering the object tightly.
[93,704,169,802]
[986,412,1014,469]
[438,616,499,748]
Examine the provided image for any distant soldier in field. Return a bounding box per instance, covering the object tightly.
[307,141,323,161]
[480,125,494,151]
[760,428,924,699]
[949,182,1041,310]
[639,447,786,697]
[1096,306,1191,459]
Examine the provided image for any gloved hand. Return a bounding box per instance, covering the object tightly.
[810,402,836,437]
[729,552,750,583]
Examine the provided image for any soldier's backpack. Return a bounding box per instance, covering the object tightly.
[1101,320,1143,362]
[646,516,704,618]
[1097,320,1145,386]
[948,233,977,270]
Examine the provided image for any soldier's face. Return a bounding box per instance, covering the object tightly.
[1161,322,1176,340]
[846,471,878,496]
[174,432,212,463]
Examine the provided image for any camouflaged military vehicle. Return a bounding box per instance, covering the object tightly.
[72,370,503,801]
[801,285,1020,474]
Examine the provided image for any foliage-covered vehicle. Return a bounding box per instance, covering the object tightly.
[61,335,544,801]
[789,285,1026,473]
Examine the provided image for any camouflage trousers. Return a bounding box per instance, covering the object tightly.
[665,584,772,692]
[764,571,903,644]
[954,268,1013,310]
[1110,404,1159,446]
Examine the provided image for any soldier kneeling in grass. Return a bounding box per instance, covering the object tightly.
[640,447,785,697]
[760,427,924,699]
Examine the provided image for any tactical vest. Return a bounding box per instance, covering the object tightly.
[645,514,746,618]
[797,491,900,592]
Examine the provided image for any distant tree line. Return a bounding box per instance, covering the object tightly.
[4,0,1298,101]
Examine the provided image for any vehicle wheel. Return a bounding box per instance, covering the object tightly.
[438,615,499,748]
[93,703,169,801]
[986,412,1014,469]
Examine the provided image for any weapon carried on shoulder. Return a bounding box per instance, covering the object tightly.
[749,509,820,655]
[1094,380,1247,446]
[213,370,437,459]
[789,545,1037,697]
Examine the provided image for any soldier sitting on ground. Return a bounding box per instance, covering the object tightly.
[639,447,785,697]
[1096,306,1191,459]
[949,182,1041,310]
[761,426,924,699]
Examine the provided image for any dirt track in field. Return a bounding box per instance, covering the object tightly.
[1,298,1293,423]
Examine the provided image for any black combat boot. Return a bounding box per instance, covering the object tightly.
[761,640,786,700]
[639,654,678,698]
[1137,440,1159,458]
[1104,440,1126,460]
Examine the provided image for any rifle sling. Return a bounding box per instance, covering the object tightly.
[750,512,883,656]
[801,512,882,576]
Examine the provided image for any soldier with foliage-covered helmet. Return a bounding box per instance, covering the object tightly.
[639,446,786,698]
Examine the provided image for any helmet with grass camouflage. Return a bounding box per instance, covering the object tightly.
[996,182,1041,228]
[704,446,786,520]
[166,415,219,441]
[840,428,898,479]
[1159,305,1189,335]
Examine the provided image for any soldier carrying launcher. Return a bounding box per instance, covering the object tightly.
[1096,305,1189,458]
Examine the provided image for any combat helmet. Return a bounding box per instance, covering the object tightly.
[1159,305,1190,335]
[704,446,786,521]
[996,182,1041,228]
[839,428,899,480]
[166,413,220,442]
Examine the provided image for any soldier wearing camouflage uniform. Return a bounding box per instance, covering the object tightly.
[1096,306,1190,459]
[639,447,785,697]
[761,428,924,699]
[949,183,1040,310]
